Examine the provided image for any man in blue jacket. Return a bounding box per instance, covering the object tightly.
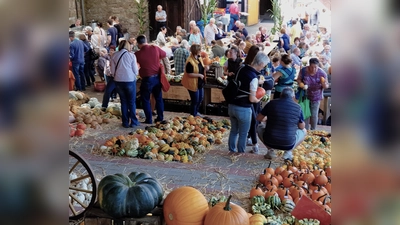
[69,31,89,91]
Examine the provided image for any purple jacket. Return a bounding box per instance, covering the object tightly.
[300,67,327,102]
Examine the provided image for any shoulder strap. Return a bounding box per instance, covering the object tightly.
[234,65,251,98]
[114,50,128,76]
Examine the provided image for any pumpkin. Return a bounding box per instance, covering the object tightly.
[250,184,264,198]
[163,186,209,225]
[255,87,266,99]
[249,214,267,225]
[204,195,249,225]
[280,199,296,213]
[98,172,164,218]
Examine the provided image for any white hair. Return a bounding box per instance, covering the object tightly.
[252,52,269,67]
[93,27,100,34]
[84,26,92,32]
[181,40,189,48]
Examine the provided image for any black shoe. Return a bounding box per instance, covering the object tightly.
[152,111,157,116]
[122,124,130,128]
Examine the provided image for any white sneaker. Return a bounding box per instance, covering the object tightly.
[250,144,259,154]
[283,150,293,161]
[264,149,277,159]
[247,138,252,146]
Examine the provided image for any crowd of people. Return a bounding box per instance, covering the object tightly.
[69,2,331,160]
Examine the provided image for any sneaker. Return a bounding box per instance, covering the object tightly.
[195,113,204,117]
[264,149,277,159]
[101,107,107,112]
[247,138,252,146]
[250,144,259,154]
[283,150,293,161]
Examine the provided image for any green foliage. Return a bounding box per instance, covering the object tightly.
[199,0,218,24]
[136,0,150,35]
[267,0,283,35]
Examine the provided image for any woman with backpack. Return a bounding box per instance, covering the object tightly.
[272,54,296,99]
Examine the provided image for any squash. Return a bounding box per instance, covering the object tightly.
[204,195,249,225]
[249,214,267,225]
[280,199,296,213]
[255,87,266,99]
[98,172,164,218]
[266,195,281,210]
[163,186,209,225]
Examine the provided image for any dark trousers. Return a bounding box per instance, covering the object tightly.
[140,75,164,123]
[115,81,139,127]
[72,62,85,91]
[102,76,117,108]
[188,87,204,116]
[157,21,166,33]
[248,103,260,144]
[84,60,95,86]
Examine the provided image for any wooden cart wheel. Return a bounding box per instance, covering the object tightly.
[69,150,97,220]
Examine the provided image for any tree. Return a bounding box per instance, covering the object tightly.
[267,0,283,35]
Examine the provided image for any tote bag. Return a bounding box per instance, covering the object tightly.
[159,63,170,92]
[298,89,311,120]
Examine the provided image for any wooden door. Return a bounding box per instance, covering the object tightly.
[247,0,259,25]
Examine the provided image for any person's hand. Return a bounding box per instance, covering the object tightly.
[199,74,204,79]
[303,84,308,90]
[320,77,325,83]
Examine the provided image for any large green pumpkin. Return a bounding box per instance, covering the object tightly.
[98,172,164,218]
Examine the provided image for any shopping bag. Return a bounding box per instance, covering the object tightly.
[159,63,170,92]
[298,89,311,120]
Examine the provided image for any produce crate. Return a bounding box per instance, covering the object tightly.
[206,64,223,78]
[84,204,165,225]
[163,86,190,100]
[210,88,225,103]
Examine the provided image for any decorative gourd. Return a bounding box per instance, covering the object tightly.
[163,186,209,225]
[249,214,267,225]
[204,195,249,225]
[250,184,264,198]
[280,199,296,213]
[266,195,281,210]
[251,195,265,205]
[98,172,164,218]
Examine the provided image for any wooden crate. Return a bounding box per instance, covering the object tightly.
[84,206,164,225]
[210,88,225,103]
[206,64,223,78]
[163,86,190,101]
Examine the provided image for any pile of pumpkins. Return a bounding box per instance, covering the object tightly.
[97,170,323,225]
[291,130,331,171]
[252,160,331,216]
[99,115,231,163]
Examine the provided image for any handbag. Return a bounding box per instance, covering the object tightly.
[159,63,170,92]
[89,42,99,60]
[298,89,311,120]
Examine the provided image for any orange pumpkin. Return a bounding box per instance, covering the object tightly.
[204,195,249,225]
[255,87,266,99]
[163,186,209,225]
[250,184,264,198]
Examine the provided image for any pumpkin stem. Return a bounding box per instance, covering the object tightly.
[268,161,272,168]
[255,184,261,190]
[263,169,266,175]
[288,173,295,178]
[317,193,327,202]
[223,195,233,211]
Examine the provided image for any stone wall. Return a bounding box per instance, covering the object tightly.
[69,0,77,24]
[83,0,148,37]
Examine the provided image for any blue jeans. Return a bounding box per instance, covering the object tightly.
[188,88,204,116]
[71,62,85,91]
[102,76,117,108]
[305,100,320,130]
[140,75,164,123]
[228,14,240,31]
[228,104,252,153]
[115,81,139,127]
